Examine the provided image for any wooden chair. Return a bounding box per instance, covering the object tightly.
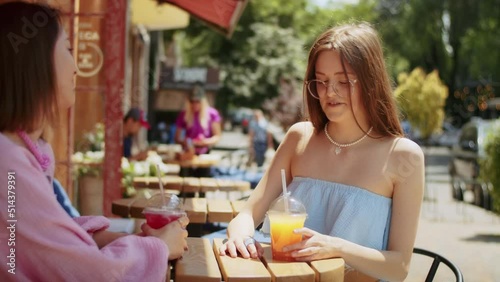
[413,247,464,282]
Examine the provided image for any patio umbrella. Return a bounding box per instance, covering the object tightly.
[157,0,248,38]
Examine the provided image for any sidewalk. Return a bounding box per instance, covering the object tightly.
[406,148,500,281]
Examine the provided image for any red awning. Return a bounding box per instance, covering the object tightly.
[158,0,248,38]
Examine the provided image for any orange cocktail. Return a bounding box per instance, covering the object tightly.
[268,212,307,261]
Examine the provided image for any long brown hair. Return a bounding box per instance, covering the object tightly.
[304,22,403,137]
[0,2,62,133]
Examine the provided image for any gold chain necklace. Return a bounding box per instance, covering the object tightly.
[324,122,373,155]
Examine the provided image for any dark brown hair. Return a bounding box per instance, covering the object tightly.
[0,2,62,132]
[304,22,403,138]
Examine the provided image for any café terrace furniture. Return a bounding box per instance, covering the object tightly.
[412,248,464,282]
[112,195,247,224]
[165,154,221,169]
[113,176,251,223]
[170,237,345,282]
[133,176,251,193]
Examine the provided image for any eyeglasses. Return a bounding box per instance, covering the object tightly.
[305,79,357,99]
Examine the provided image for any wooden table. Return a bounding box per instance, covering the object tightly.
[166,154,221,169]
[133,176,251,193]
[171,237,345,282]
[112,197,247,224]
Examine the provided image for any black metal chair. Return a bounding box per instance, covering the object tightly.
[413,247,464,282]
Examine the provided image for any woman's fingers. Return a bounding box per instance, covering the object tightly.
[177,216,189,229]
[218,237,259,259]
[218,241,228,256]
[293,227,316,237]
[141,222,156,236]
[226,239,240,257]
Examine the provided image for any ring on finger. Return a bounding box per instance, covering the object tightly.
[244,237,255,247]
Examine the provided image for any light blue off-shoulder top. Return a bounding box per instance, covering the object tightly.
[286,177,392,250]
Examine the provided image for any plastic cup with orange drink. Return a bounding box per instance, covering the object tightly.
[266,169,307,261]
[267,195,307,261]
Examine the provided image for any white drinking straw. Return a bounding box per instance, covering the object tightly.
[156,164,167,208]
[281,169,289,213]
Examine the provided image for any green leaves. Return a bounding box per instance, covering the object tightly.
[395,68,448,139]
[480,119,500,212]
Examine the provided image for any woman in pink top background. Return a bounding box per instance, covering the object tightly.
[175,85,222,155]
[0,2,187,281]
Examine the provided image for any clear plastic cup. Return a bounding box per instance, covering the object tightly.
[267,195,307,261]
[143,193,186,229]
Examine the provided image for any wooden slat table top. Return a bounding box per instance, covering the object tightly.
[183,198,207,224]
[112,197,242,224]
[230,200,246,217]
[175,238,221,282]
[134,176,184,190]
[170,238,345,282]
[166,155,220,168]
[200,177,220,193]
[310,258,346,282]
[212,238,271,282]
[133,176,251,193]
[183,177,201,193]
[261,243,316,282]
[207,199,234,223]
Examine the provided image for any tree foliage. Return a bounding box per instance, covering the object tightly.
[169,0,376,118]
[167,0,499,127]
[376,0,499,126]
[480,119,500,213]
[395,68,448,139]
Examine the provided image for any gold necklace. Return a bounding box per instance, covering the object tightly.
[324,122,373,155]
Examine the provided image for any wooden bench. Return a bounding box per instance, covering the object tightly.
[172,238,345,282]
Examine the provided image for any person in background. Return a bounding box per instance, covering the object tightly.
[175,85,222,155]
[219,22,424,282]
[0,3,188,280]
[123,107,150,161]
[248,109,273,167]
[174,85,222,179]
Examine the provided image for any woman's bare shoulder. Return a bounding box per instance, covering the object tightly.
[388,137,425,167]
[279,121,315,150]
[287,121,315,136]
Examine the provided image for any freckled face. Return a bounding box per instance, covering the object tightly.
[314,50,364,123]
[53,29,77,110]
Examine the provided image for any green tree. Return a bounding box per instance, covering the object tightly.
[377,0,499,125]
[376,0,449,80]
[169,0,377,115]
[395,68,448,140]
[480,119,500,213]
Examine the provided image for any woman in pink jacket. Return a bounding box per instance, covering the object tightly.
[0,2,188,281]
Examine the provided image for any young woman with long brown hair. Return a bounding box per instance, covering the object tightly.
[219,23,424,282]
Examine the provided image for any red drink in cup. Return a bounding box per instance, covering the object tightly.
[143,193,185,229]
[144,208,186,229]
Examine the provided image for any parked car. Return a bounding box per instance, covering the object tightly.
[449,118,495,210]
[403,121,460,147]
[428,121,461,148]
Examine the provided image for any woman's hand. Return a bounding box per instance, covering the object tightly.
[192,138,207,147]
[218,236,264,259]
[283,227,339,261]
[141,216,189,260]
